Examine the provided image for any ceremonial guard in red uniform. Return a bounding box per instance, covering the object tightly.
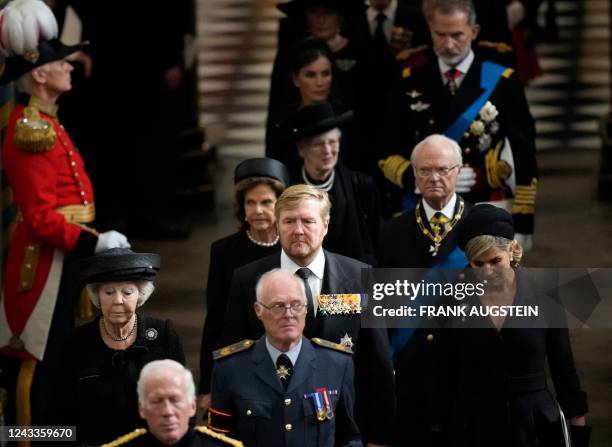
[0,0,129,427]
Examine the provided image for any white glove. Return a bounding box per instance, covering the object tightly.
[456,166,477,193]
[95,230,131,252]
[514,233,533,252]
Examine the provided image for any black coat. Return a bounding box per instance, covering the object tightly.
[211,337,361,447]
[59,314,185,446]
[385,49,538,234]
[199,231,280,393]
[291,163,381,265]
[377,197,472,445]
[436,273,588,447]
[220,250,395,444]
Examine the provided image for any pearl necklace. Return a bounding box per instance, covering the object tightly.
[101,314,138,342]
[246,230,279,247]
[301,166,335,192]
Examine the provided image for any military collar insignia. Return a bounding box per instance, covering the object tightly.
[406,89,422,98]
[28,95,58,117]
[144,327,158,341]
[410,101,430,112]
[317,294,361,315]
[339,333,353,349]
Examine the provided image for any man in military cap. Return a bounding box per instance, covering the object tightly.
[104,359,242,446]
[377,134,473,445]
[0,0,129,427]
[209,269,361,447]
[379,0,538,249]
[218,184,394,446]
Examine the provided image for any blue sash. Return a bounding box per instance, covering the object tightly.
[389,246,468,363]
[444,61,507,142]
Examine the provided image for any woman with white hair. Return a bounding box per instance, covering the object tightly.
[59,248,185,446]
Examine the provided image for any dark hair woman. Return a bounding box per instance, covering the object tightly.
[197,158,290,415]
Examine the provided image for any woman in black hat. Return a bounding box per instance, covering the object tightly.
[437,204,589,447]
[289,102,381,265]
[58,248,185,446]
[197,158,289,414]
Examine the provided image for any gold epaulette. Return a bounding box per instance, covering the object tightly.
[213,339,254,360]
[478,40,514,54]
[311,337,353,354]
[195,425,244,447]
[501,67,514,79]
[13,106,56,152]
[101,428,147,447]
[395,44,428,61]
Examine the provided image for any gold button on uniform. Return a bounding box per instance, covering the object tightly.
[284,398,292,406]
[426,334,434,342]
[285,424,292,431]
[246,410,252,416]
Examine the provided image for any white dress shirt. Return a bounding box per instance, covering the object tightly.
[422,193,458,222]
[437,49,475,88]
[280,248,325,313]
[366,0,398,42]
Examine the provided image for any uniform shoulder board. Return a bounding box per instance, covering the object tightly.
[101,428,147,447]
[195,425,244,447]
[213,339,255,360]
[395,44,428,61]
[13,106,57,152]
[477,40,514,54]
[311,337,353,354]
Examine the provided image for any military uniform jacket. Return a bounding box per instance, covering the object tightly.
[386,49,538,234]
[102,426,243,446]
[0,96,98,361]
[220,251,395,444]
[210,336,361,447]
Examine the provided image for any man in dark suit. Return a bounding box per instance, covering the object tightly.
[220,184,395,446]
[379,0,538,248]
[377,134,472,445]
[210,269,362,447]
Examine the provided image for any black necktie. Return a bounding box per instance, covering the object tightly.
[276,353,293,390]
[374,12,387,50]
[295,268,315,326]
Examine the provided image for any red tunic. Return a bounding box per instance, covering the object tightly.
[0,100,96,360]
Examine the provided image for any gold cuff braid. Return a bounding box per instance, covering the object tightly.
[378,154,411,189]
[512,178,538,215]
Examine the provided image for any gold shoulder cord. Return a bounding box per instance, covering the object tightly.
[415,198,465,256]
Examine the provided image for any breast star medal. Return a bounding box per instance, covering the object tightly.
[339,333,353,349]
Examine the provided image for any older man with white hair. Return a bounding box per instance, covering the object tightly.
[105,359,242,446]
[377,134,474,446]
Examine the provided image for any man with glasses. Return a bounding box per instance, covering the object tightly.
[209,269,362,447]
[378,0,538,250]
[219,184,394,447]
[377,134,473,445]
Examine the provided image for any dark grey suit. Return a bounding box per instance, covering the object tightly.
[211,336,362,447]
[218,250,395,444]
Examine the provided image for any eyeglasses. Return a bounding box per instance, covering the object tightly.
[257,301,308,315]
[414,164,459,178]
[310,139,339,152]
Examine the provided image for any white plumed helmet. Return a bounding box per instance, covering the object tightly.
[0,0,58,56]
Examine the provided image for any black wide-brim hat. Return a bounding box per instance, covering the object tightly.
[291,102,353,141]
[0,38,88,85]
[456,204,515,250]
[79,248,161,284]
[235,157,291,186]
[277,0,365,17]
